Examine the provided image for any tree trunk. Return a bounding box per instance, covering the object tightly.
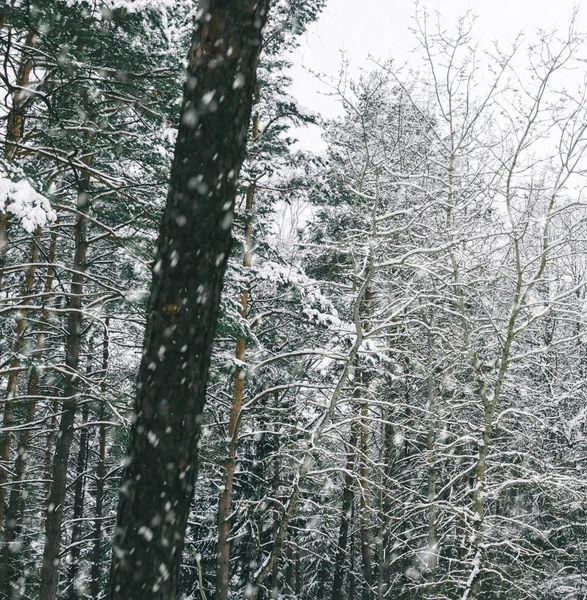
[295,546,301,598]
[426,363,438,592]
[107,3,270,599]
[248,265,373,600]
[215,110,259,600]
[376,406,394,600]
[5,24,37,161]
[0,0,16,30]
[67,400,91,600]
[358,287,373,600]
[90,320,109,599]
[271,445,280,599]
[349,502,357,600]
[285,541,294,593]
[331,420,359,600]
[0,20,38,292]
[38,166,91,600]
[0,229,58,600]
[359,389,373,600]
[0,234,40,528]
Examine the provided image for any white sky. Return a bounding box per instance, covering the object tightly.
[290,0,586,149]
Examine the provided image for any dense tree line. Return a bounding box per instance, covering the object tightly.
[1,2,587,600]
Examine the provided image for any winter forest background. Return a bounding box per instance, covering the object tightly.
[1,0,587,599]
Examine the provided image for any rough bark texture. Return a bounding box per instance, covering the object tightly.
[107,2,270,599]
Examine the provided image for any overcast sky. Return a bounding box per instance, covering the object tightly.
[290,0,586,149]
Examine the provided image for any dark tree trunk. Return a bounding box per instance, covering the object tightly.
[39,170,91,600]
[67,401,90,600]
[349,504,357,600]
[0,235,40,528]
[295,546,301,598]
[0,17,39,293]
[359,395,373,600]
[107,2,270,599]
[90,321,109,599]
[286,541,294,593]
[271,446,280,598]
[43,400,58,501]
[0,230,58,599]
[376,411,395,600]
[332,421,359,600]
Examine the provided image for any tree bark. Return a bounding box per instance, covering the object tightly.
[107,3,270,599]
[271,443,280,598]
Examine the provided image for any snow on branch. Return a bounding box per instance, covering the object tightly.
[0,177,57,233]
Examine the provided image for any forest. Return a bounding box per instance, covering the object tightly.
[0,1,587,599]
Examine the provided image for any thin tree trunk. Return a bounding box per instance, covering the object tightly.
[43,400,58,500]
[0,15,44,536]
[349,502,357,600]
[426,322,438,591]
[359,387,373,600]
[0,233,40,527]
[5,24,37,161]
[215,110,259,600]
[0,229,58,599]
[376,407,394,600]
[107,3,270,598]
[285,541,294,593]
[271,441,280,599]
[0,20,38,292]
[0,0,16,30]
[39,161,91,600]
[295,546,301,598]
[90,320,109,599]
[358,287,373,600]
[331,420,359,600]
[67,400,91,600]
[248,264,374,600]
